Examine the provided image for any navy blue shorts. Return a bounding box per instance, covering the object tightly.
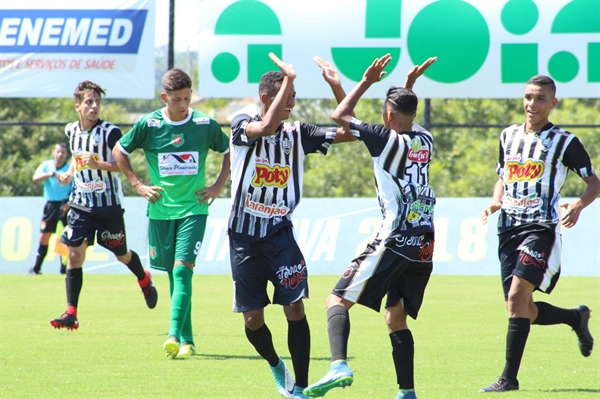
[40,200,68,233]
[60,207,129,256]
[499,224,561,300]
[230,226,308,313]
[332,233,434,318]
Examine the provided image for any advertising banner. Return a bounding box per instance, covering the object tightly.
[0,0,155,98]
[198,0,600,99]
[1,197,598,277]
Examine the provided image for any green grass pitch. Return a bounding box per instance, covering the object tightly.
[1,274,598,398]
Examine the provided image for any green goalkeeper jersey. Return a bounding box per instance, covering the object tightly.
[119,108,229,220]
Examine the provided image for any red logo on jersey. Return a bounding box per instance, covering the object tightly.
[505,160,544,183]
[252,163,290,188]
[407,149,429,163]
[74,154,100,171]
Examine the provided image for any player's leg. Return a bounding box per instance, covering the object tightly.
[230,236,291,397]
[29,202,59,274]
[99,209,158,309]
[385,254,433,399]
[50,208,93,330]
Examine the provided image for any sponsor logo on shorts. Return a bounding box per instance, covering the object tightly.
[149,246,156,259]
[77,177,106,193]
[276,261,307,289]
[40,221,47,230]
[418,239,434,261]
[252,162,290,188]
[505,160,544,183]
[517,244,547,271]
[394,235,425,248]
[101,230,125,248]
[243,194,289,218]
[158,151,199,176]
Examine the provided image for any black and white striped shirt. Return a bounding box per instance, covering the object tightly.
[65,119,124,213]
[497,122,595,231]
[228,114,335,241]
[349,118,436,238]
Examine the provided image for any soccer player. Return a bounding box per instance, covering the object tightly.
[113,68,231,359]
[28,143,71,275]
[479,75,600,392]
[51,80,158,331]
[228,53,355,399]
[304,54,437,399]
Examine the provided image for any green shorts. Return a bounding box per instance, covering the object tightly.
[148,215,207,272]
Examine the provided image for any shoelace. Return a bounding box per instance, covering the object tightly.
[141,282,154,297]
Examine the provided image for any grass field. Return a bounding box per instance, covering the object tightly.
[1,274,598,399]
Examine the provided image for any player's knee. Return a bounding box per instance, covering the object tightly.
[116,251,132,264]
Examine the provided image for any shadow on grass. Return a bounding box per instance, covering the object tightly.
[198,353,352,362]
[538,389,600,393]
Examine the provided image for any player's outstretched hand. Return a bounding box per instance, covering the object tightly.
[134,183,164,203]
[560,202,583,228]
[481,202,501,225]
[314,56,341,87]
[363,54,392,84]
[269,52,296,79]
[404,57,437,90]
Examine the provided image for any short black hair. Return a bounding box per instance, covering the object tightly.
[259,71,284,96]
[162,68,192,92]
[526,75,556,97]
[384,86,418,115]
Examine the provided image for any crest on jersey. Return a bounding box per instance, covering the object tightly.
[171,134,185,147]
[282,138,292,154]
[541,137,552,152]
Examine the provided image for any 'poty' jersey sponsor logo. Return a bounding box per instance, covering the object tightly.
[505,159,544,183]
[158,152,199,176]
[252,162,290,188]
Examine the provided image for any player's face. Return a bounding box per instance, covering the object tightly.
[266,82,296,120]
[523,84,557,132]
[75,90,101,128]
[162,88,192,122]
[52,145,68,166]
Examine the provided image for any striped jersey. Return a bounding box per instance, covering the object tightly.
[65,119,124,213]
[349,118,436,239]
[496,122,595,232]
[229,114,336,241]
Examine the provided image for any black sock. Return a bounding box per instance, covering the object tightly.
[533,301,580,327]
[245,324,279,367]
[124,250,145,280]
[502,318,530,383]
[65,268,83,308]
[288,316,310,388]
[390,329,415,389]
[33,244,48,272]
[327,305,350,361]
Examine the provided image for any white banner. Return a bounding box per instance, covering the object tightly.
[198,0,600,99]
[0,0,155,98]
[1,197,598,277]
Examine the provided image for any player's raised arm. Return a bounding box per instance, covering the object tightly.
[404,57,437,90]
[332,54,392,131]
[245,53,296,138]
